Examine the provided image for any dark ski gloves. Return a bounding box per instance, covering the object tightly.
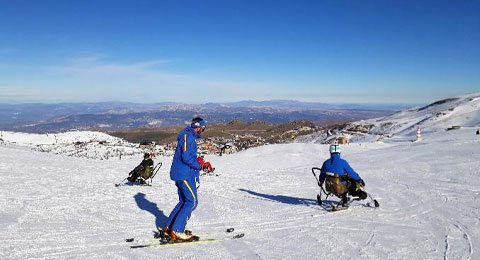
[359,179,365,187]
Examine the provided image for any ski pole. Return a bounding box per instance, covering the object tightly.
[358,186,380,208]
[367,192,380,207]
[312,168,328,195]
[312,167,329,205]
[115,177,128,187]
[311,167,321,184]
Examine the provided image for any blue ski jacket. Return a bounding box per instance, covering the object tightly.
[170,126,202,182]
[319,153,361,184]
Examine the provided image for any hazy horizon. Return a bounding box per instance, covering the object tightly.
[0,98,425,108]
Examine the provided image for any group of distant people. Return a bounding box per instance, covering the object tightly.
[126,116,367,242]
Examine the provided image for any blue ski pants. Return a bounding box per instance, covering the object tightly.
[166,179,198,233]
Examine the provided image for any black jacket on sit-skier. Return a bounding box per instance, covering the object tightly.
[128,156,154,182]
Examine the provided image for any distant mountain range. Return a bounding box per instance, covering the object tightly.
[0,100,409,133]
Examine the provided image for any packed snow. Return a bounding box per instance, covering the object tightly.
[0,131,123,146]
[0,131,143,160]
[1,125,479,259]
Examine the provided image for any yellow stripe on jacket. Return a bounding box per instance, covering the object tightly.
[183,134,187,152]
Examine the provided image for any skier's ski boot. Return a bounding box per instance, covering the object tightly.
[154,226,171,241]
[168,230,198,242]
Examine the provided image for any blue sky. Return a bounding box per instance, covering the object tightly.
[0,0,479,104]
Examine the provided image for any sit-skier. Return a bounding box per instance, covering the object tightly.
[319,144,367,207]
[197,156,215,174]
[127,153,154,185]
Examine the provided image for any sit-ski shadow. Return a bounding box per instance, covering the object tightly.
[239,188,318,206]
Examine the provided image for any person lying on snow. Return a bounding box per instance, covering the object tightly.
[127,153,154,184]
[319,144,367,207]
[197,156,214,173]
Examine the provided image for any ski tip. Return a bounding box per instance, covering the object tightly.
[331,206,348,212]
[125,238,134,242]
[234,233,244,239]
[330,202,337,209]
[226,228,234,233]
[374,200,380,207]
[131,244,148,248]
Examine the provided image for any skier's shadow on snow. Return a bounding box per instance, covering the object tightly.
[239,188,318,206]
[134,193,168,228]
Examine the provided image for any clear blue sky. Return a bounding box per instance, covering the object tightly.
[0,0,479,104]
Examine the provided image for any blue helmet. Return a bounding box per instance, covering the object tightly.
[191,117,206,129]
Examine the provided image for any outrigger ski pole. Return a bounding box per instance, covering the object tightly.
[311,167,329,205]
[368,193,380,208]
[115,177,128,187]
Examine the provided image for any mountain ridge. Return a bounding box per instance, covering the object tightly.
[0,100,402,133]
[299,92,480,144]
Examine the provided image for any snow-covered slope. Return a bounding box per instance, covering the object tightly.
[372,92,480,135]
[0,131,122,146]
[1,126,479,259]
[0,131,142,159]
[300,92,480,144]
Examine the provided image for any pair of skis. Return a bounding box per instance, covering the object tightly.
[330,192,380,212]
[127,227,244,248]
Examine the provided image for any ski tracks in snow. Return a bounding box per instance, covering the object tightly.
[2,130,480,259]
[444,223,473,260]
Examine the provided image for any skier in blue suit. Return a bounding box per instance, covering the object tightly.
[319,144,367,206]
[164,117,206,241]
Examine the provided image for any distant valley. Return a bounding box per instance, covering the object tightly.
[0,100,404,133]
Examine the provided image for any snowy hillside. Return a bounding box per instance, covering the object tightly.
[372,92,480,134]
[1,125,479,259]
[0,131,143,160]
[300,92,480,144]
